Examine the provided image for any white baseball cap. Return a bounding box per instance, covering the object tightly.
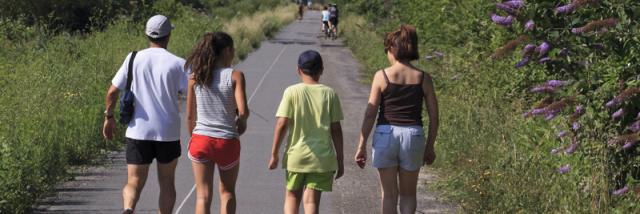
[145,15,174,38]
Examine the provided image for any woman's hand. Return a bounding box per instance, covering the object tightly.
[423,146,436,165]
[354,147,367,169]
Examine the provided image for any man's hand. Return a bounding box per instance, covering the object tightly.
[102,118,116,140]
[354,148,366,169]
[268,155,279,170]
[423,146,436,165]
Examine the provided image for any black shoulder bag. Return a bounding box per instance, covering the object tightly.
[119,51,138,124]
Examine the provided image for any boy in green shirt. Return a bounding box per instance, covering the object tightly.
[269,50,344,214]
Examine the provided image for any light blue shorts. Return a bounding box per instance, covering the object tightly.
[372,125,426,171]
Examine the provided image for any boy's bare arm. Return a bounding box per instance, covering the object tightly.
[331,121,344,179]
[269,117,288,169]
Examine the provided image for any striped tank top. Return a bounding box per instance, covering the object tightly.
[193,67,238,139]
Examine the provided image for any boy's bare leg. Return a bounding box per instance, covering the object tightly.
[284,188,303,214]
[378,167,399,214]
[157,159,178,214]
[398,168,420,214]
[123,164,150,211]
[218,164,239,214]
[302,188,322,214]
[193,162,215,214]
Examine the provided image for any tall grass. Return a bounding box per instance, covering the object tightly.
[0,3,295,213]
[224,4,296,60]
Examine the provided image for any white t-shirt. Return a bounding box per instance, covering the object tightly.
[111,47,187,142]
[322,10,330,21]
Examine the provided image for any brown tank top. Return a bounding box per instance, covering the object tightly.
[377,69,424,126]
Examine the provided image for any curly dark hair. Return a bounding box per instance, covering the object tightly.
[184,32,234,86]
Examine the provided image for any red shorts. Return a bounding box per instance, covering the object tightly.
[188,134,240,170]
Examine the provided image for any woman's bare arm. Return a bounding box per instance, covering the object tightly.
[422,73,439,165]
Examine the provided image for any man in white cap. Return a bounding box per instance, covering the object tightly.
[102,14,187,214]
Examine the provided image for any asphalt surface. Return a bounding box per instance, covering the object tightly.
[34,11,455,214]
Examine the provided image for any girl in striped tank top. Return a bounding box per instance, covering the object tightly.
[185,32,249,214]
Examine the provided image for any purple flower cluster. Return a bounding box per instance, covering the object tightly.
[558,164,571,174]
[629,120,640,133]
[558,131,569,138]
[523,44,536,54]
[491,1,525,27]
[622,141,636,150]
[524,20,535,31]
[503,0,525,9]
[491,14,514,26]
[537,42,551,56]
[575,105,585,115]
[558,48,569,56]
[612,186,629,196]
[515,57,530,68]
[529,80,570,94]
[572,122,581,131]
[555,3,577,14]
[565,137,579,154]
[612,108,625,120]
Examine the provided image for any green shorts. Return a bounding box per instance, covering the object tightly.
[286,171,334,192]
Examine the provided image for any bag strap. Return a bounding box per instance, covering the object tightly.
[126,51,138,91]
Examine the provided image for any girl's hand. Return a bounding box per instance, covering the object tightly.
[354,148,367,169]
[236,118,247,136]
[268,155,279,170]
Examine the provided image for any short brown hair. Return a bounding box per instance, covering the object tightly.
[384,25,419,61]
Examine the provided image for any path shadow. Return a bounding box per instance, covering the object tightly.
[320,43,346,48]
[269,38,317,46]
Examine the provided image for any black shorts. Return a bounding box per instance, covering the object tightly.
[329,17,338,26]
[125,138,181,164]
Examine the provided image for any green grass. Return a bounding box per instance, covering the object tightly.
[0,2,294,212]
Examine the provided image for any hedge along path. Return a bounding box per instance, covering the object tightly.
[28,4,297,214]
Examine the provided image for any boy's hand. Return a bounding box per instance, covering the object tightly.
[423,146,436,165]
[354,148,366,169]
[268,155,279,170]
[335,164,344,180]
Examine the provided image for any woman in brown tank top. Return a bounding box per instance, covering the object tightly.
[355,25,439,214]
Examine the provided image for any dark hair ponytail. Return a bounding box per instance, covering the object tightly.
[384,24,419,61]
[185,32,234,86]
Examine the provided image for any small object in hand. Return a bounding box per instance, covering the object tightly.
[356,159,365,169]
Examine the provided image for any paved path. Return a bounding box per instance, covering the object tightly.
[34,11,455,214]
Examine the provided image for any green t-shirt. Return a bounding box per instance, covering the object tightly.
[276,83,343,173]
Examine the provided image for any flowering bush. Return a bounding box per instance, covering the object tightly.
[490,0,640,195]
